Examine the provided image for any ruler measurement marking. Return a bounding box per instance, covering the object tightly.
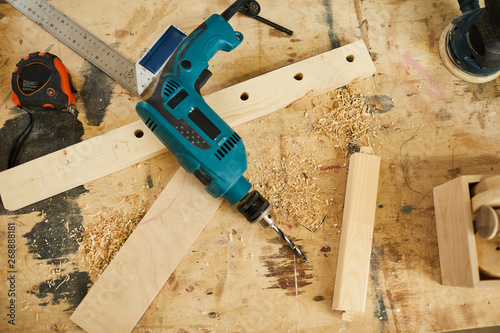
[7,0,140,95]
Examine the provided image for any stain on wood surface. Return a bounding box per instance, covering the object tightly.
[260,239,313,296]
[79,62,115,126]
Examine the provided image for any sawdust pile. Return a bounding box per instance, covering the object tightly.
[308,86,374,154]
[248,152,331,232]
[77,196,147,281]
[247,86,375,232]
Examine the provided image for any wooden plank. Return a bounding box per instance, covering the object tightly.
[0,40,375,211]
[332,147,380,313]
[70,169,222,332]
[433,175,482,288]
[211,40,374,127]
[70,42,376,332]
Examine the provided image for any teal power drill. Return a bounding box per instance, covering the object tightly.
[136,0,307,261]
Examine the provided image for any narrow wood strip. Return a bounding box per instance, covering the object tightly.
[70,169,222,332]
[0,40,375,211]
[332,147,380,313]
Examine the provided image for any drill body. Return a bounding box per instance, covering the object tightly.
[136,14,250,205]
[136,0,308,260]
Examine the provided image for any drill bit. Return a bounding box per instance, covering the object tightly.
[270,224,308,261]
[237,190,308,261]
[253,206,308,261]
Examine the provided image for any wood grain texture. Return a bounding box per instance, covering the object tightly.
[70,169,223,333]
[433,175,482,287]
[0,41,375,211]
[332,147,380,313]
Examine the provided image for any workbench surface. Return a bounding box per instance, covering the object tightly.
[1,0,499,332]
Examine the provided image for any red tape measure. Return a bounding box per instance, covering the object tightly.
[11,52,77,113]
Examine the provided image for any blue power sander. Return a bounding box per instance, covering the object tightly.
[439,0,500,83]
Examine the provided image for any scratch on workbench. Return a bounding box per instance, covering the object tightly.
[294,255,300,333]
[401,52,450,102]
[399,125,432,198]
[353,0,370,50]
[260,241,313,296]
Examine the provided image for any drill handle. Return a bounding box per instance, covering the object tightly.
[156,14,243,96]
[458,0,480,13]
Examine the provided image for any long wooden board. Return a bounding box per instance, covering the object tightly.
[71,169,222,332]
[70,42,376,332]
[0,40,375,211]
[332,147,380,313]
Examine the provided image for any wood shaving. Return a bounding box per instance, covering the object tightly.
[77,196,147,281]
[247,86,375,232]
[308,86,374,154]
[46,262,70,289]
[248,152,328,232]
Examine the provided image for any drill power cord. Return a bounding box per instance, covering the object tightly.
[7,106,35,169]
[8,52,77,169]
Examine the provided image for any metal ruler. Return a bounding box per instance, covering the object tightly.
[6,0,157,95]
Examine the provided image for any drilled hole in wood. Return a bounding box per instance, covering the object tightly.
[294,73,304,81]
[240,92,249,101]
[134,129,144,138]
[346,54,355,62]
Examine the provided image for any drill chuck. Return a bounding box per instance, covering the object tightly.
[237,190,270,223]
[237,190,308,261]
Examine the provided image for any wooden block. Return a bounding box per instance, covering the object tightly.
[0,40,376,211]
[433,175,500,288]
[433,175,481,287]
[70,169,223,332]
[332,147,381,313]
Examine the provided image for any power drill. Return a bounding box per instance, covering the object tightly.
[136,0,307,261]
[439,0,500,83]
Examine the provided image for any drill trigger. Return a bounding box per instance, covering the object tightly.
[194,68,212,94]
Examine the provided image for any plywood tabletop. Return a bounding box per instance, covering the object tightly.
[0,0,499,332]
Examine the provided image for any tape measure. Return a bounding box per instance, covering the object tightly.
[6,0,144,95]
[6,0,184,96]
[8,52,76,169]
[11,52,77,113]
